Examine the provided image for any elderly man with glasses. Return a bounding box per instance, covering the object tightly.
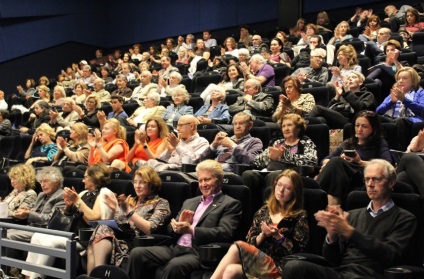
[283,159,417,279]
[291,48,328,85]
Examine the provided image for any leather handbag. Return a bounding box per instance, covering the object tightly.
[47,208,80,232]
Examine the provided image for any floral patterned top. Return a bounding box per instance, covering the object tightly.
[253,136,318,170]
[115,194,171,237]
[246,206,309,269]
[3,189,37,217]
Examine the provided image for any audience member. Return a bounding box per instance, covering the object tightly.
[72,82,87,105]
[158,71,186,97]
[127,92,165,127]
[326,21,353,65]
[376,67,424,150]
[211,169,309,279]
[21,163,116,279]
[198,112,263,172]
[242,114,317,210]
[130,71,158,105]
[222,37,239,57]
[3,164,37,217]
[50,85,66,107]
[283,159,416,279]
[203,30,217,48]
[291,48,328,85]
[24,123,58,165]
[364,27,392,64]
[92,78,111,103]
[241,54,275,87]
[49,97,79,131]
[52,122,89,167]
[158,56,179,80]
[74,94,101,128]
[250,34,269,54]
[111,75,133,99]
[239,25,252,48]
[403,8,424,39]
[86,165,171,274]
[358,14,382,42]
[262,38,291,67]
[309,71,376,128]
[273,76,316,120]
[127,159,242,279]
[148,115,209,171]
[126,117,168,167]
[228,79,274,118]
[384,4,413,32]
[317,111,391,205]
[99,95,128,127]
[194,86,231,124]
[0,109,11,136]
[162,88,193,126]
[316,11,333,32]
[19,100,51,134]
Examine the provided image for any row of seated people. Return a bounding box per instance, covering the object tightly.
[2,148,422,279]
[2,101,424,212]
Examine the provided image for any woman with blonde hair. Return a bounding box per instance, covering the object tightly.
[24,123,58,165]
[53,122,90,167]
[211,169,309,279]
[88,118,130,171]
[329,44,362,86]
[326,21,353,65]
[51,85,66,107]
[3,164,37,217]
[38,76,49,87]
[127,117,169,167]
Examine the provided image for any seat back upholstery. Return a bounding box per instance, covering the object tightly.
[107,179,135,196]
[159,170,199,197]
[346,191,424,266]
[159,181,192,220]
[412,32,424,62]
[305,124,329,164]
[302,86,330,107]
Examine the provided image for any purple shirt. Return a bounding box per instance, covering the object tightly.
[177,192,221,247]
[255,64,275,87]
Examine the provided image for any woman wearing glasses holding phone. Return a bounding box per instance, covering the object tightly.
[316,111,392,206]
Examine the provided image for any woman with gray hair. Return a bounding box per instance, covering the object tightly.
[19,100,51,134]
[111,74,132,99]
[158,71,186,97]
[49,97,79,131]
[162,88,193,126]
[195,85,231,124]
[127,92,166,127]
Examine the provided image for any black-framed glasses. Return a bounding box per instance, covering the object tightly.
[364,176,385,184]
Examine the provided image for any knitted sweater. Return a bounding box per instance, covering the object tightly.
[323,206,416,278]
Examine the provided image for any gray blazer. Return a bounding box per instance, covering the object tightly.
[167,192,242,250]
[27,188,65,225]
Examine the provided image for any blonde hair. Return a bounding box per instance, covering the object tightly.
[337,44,358,69]
[196,159,224,182]
[85,93,101,109]
[396,67,421,90]
[53,85,66,100]
[35,123,56,141]
[70,122,89,146]
[104,118,126,140]
[8,164,36,190]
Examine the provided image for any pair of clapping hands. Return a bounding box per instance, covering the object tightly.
[211,132,236,149]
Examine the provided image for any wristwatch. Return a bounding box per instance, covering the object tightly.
[143,145,148,149]
[75,200,82,209]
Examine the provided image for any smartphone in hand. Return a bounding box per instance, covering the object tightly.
[343,150,356,158]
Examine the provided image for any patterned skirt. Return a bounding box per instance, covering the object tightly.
[235,241,282,279]
[89,224,130,267]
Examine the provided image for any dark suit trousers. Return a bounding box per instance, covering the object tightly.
[127,244,201,279]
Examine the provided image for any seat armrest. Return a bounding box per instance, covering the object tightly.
[233,164,254,176]
[132,234,172,247]
[198,243,231,269]
[384,266,424,279]
[181,163,197,173]
[283,253,333,267]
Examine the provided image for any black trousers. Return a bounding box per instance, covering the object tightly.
[127,244,201,279]
[379,116,412,151]
[308,105,350,129]
[317,157,364,204]
[397,152,424,198]
[282,260,343,279]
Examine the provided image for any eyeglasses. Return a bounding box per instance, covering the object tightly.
[177,123,191,127]
[364,176,385,184]
[86,100,95,104]
[313,56,325,60]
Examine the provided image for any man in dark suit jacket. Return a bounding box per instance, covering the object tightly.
[8,167,65,242]
[127,159,242,279]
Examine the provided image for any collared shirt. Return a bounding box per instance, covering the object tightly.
[367,199,395,217]
[177,191,222,247]
[211,134,252,171]
[159,133,209,165]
